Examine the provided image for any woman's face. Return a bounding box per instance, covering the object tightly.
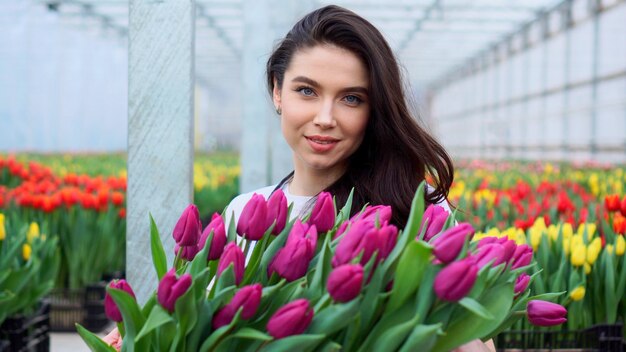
[273,44,370,177]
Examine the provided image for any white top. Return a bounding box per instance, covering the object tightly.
[224,183,451,233]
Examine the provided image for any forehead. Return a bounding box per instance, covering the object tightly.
[285,44,369,87]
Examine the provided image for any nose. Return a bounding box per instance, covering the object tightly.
[313,100,337,129]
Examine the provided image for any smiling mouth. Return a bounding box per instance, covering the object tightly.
[305,136,340,144]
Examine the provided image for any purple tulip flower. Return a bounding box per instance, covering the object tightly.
[212,284,262,329]
[237,193,268,240]
[527,300,567,326]
[432,222,474,264]
[266,299,314,339]
[199,213,227,261]
[172,204,201,246]
[327,264,364,302]
[266,190,288,235]
[157,269,192,313]
[309,192,335,233]
[104,279,136,322]
[217,242,245,285]
[434,258,478,302]
[419,205,449,242]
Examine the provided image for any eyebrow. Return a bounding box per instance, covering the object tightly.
[291,76,369,95]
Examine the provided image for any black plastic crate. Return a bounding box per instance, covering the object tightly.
[0,300,50,352]
[48,282,109,333]
[496,323,624,352]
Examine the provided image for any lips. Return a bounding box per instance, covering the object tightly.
[305,135,340,152]
[305,135,340,144]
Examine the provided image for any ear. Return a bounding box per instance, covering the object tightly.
[272,78,282,109]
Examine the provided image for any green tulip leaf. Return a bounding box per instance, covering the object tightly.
[150,214,168,281]
[258,334,326,352]
[75,323,117,352]
[430,283,514,352]
[459,297,494,320]
[335,188,355,226]
[308,234,332,297]
[398,323,443,352]
[198,309,243,352]
[386,240,431,313]
[135,304,174,342]
[107,288,145,352]
[308,298,361,335]
[371,313,420,352]
[604,252,617,323]
[526,291,565,302]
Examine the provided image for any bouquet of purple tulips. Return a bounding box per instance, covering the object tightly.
[77,182,567,351]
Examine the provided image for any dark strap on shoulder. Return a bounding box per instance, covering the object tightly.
[271,171,295,194]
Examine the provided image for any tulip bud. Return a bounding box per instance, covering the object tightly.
[472,243,505,268]
[237,193,268,240]
[616,236,625,256]
[284,220,317,248]
[309,192,335,233]
[377,222,399,259]
[174,243,200,261]
[569,286,585,301]
[331,220,378,268]
[434,258,478,302]
[433,223,474,264]
[333,221,350,240]
[514,273,530,296]
[510,244,533,269]
[351,205,392,225]
[500,239,517,265]
[570,245,586,267]
[172,204,201,246]
[327,264,363,302]
[419,205,449,242]
[217,242,245,285]
[266,190,288,235]
[269,226,317,282]
[199,213,227,261]
[212,284,262,329]
[157,269,192,313]
[105,279,136,322]
[527,300,567,326]
[266,299,314,339]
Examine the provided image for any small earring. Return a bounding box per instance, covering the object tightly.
[276,107,282,115]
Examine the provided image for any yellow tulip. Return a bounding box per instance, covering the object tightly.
[562,223,573,239]
[569,286,586,301]
[606,244,614,255]
[0,214,5,241]
[27,222,40,243]
[584,263,591,275]
[586,239,601,265]
[22,244,32,261]
[530,229,542,250]
[570,235,584,254]
[547,225,559,242]
[562,237,571,256]
[532,217,547,231]
[616,236,625,256]
[571,245,586,267]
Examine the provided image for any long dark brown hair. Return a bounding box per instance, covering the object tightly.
[266,5,454,227]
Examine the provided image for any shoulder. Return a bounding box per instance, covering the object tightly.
[224,185,276,229]
[426,184,452,214]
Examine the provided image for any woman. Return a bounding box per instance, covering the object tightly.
[226,4,453,229]
[106,5,494,351]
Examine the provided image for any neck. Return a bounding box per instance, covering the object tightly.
[289,157,347,196]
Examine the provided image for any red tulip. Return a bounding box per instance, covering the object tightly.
[605,194,621,212]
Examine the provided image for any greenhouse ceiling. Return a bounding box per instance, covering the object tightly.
[34,0,566,89]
